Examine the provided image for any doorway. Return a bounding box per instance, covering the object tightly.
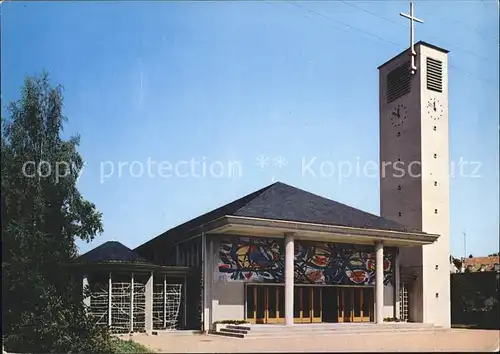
[246,285,323,324]
[246,285,373,324]
[337,287,373,322]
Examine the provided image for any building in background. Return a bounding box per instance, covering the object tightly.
[450,255,500,273]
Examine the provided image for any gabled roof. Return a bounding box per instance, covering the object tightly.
[136,182,424,252]
[77,241,150,264]
[231,182,417,232]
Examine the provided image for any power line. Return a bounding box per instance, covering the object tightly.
[264,0,320,24]
[285,0,402,48]
[448,63,497,86]
[341,0,496,63]
[277,1,498,88]
[340,0,406,29]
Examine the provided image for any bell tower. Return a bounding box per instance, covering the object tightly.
[378,2,451,328]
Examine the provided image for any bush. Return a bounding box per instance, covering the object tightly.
[109,338,152,353]
[383,317,401,322]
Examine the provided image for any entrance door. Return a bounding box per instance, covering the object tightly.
[321,287,338,322]
[246,285,282,324]
[266,287,278,323]
[246,286,256,323]
[353,287,362,321]
[361,287,373,322]
[255,286,266,324]
[338,288,353,322]
[338,287,373,322]
[246,285,323,324]
[277,286,285,323]
[312,287,322,323]
[294,287,323,323]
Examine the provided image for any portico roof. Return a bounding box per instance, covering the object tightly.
[70,241,191,275]
[135,182,439,255]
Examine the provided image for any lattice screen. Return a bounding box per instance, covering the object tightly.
[88,274,182,332]
[133,282,146,332]
[153,284,183,330]
[90,283,109,326]
[399,285,409,321]
[110,282,131,333]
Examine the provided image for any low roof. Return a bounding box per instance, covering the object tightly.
[76,241,150,264]
[136,182,426,253]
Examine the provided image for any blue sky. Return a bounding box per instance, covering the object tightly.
[2,1,498,258]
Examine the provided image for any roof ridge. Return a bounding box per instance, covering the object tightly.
[77,240,149,263]
[233,181,283,213]
[277,183,418,231]
[134,182,280,252]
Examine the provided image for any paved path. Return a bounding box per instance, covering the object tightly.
[128,329,500,353]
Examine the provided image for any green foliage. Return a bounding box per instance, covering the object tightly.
[1,73,110,353]
[383,317,401,322]
[451,272,500,329]
[109,338,152,353]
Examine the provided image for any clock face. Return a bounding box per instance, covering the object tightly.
[427,98,443,120]
[390,104,408,127]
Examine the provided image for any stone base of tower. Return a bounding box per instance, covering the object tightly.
[400,246,451,328]
[378,40,452,330]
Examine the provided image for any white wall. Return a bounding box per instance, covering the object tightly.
[211,281,246,322]
[379,42,451,327]
[209,236,246,322]
[384,284,395,318]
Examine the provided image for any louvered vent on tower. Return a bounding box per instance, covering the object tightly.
[426,57,443,92]
[386,61,412,104]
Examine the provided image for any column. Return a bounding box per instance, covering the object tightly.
[183,276,188,328]
[208,235,214,326]
[201,232,210,332]
[108,272,112,327]
[163,274,167,328]
[130,272,134,332]
[82,274,90,312]
[394,250,401,320]
[145,272,154,332]
[375,241,384,324]
[284,233,295,326]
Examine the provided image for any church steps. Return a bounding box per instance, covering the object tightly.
[209,323,446,339]
[219,327,250,335]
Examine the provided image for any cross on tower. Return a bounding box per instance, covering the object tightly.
[400,1,424,74]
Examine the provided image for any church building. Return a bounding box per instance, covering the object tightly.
[77,4,452,333]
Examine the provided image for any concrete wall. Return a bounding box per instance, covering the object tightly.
[383,284,395,318]
[418,44,451,328]
[379,42,451,327]
[210,236,246,322]
[379,46,424,323]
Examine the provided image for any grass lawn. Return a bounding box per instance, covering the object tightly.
[110,337,153,353]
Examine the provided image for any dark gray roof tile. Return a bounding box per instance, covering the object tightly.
[233,182,419,232]
[77,241,150,264]
[135,181,425,254]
